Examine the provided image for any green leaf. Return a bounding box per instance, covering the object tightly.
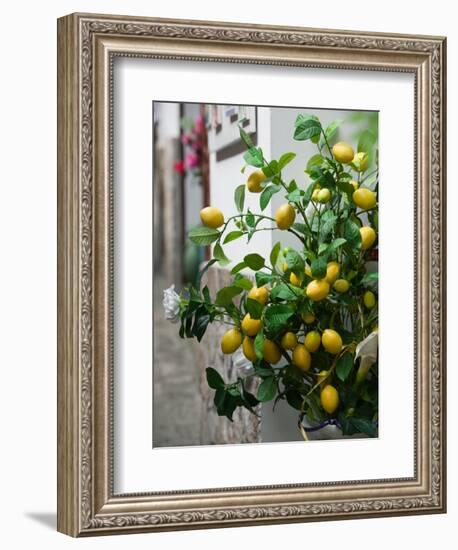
[321,118,343,146]
[286,188,304,203]
[325,238,347,257]
[293,115,322,141]
[215,286,243,307]
[337,178,355,202]
[233,276,253,291]
[306,154,324,172]
[285,389,304,410]
[278,152,296,170]
[213,243,230,266]
[214,387,226,409]
[192,310,211,342]
[303,181,316,204]
[234,184,246,213]
[269,241,281,269]
[260,184,281,211]
[358,129,377,156]
[336,352,354,382]
[285,249,305,273]
[188,226,220,246]
[245,211,256,227]
[320,211,338,240]
[351,416,377,437]
[344,219,362,248]
[224,230,244,244]
[257,376,277,402]
[255,272,274,287]
[239,126,255,149]
[243,147,264,168]
[262,160,279,177]
[264,304,295,333]
[231,261,246,274]
[270,283,302,301]
[311,257,327,279]
[206,367,225,390]
[254,331,265,360]
[244,253,265,271]
[292,222,309,236]
[246,298,264,320]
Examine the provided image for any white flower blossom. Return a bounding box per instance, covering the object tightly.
[355,330,378,381]
[162,284,181,323]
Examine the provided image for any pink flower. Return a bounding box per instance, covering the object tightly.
[185,151,200,169]
[181,133,192,145]
[194,115,205,134]
[173,160,185,174]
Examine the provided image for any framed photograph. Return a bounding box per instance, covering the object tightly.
[57,13,446,536]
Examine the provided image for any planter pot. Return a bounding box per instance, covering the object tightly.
[300,417,370,441]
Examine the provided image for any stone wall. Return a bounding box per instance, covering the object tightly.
[197,265,261,445]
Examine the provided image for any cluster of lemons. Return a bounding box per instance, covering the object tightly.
[218,284,342,414]
[198,140,377,417]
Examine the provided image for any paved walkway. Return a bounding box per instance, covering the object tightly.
[153,274,203,447]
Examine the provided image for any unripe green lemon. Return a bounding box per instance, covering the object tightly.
[334,279,350,293]
[263,339,282,364]
[242,336,257,362]
[322,329,343,355]
[353,188,377,209]
[363,290,376,309]
[317,370,329,387]
[360,226,377,250]
[320,385,340,414]
[304,330,321,353]
[221,328,242,354]
[275,203,296,230]
[281,331,298,350]
[292,344,312,372]
[332,141,355,164]
[241,313,262,336]
[317,188,331,203]
[247,170,266,193]
[306,279,330,301]
[200,206,224,229]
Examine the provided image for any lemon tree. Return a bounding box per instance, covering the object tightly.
[173,114,379,437]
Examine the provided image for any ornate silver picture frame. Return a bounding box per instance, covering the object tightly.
[57,13,446,536]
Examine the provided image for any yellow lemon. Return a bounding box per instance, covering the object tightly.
[317,188,332,203]
[360,226,377,250]
[320,385,340,414]
[325,261,341,285]
[304,264,313,278]
[304,330,321,353]
[281,331,298,350]
[353,188,377,209]
[322,329,343,355]
[353,151,369,172]
[221,328,242,354]
[289,272,302,287]
[241,313,262,336]
[312,188,320,201]
[263,339,282,364]
[302,312,316,324]
[247,170,266,193]
[334,279,350,293]
[332,141,355,164]
[282,262,289,272]
[292,344,312,372]
[306,279,330,301]
[350,180,359,190]
[247,286,269,305]
[242,336,257,362]
[275,203,296,230]
[200,206,224,229]
[363,290,376,309]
